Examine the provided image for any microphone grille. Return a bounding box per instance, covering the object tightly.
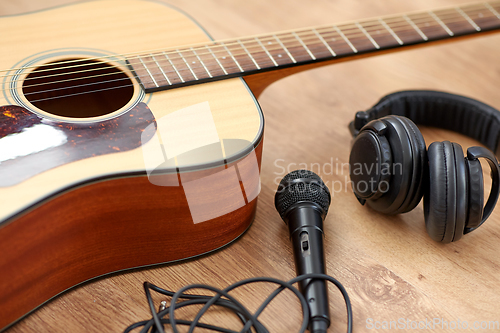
[274,170,331,219]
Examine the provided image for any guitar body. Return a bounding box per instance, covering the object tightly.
[0,0,263,329]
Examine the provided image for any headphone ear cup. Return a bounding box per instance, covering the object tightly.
[396,116,427,213]
[350,115,427,214]
[424,141,467,243]
[367,116,426,214]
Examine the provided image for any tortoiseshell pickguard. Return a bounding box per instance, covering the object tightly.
[0,103,156,187]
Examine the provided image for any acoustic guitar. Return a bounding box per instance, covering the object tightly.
[1,0,499,330]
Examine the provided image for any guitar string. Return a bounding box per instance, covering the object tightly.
[0,14,473,82]
[17,15,477,99]
[4,12,496,101]
[0,6,480,74]
[1,10,498,101]
[0,20,461,91]
[13,1,497,73]
[2,10,495,93]
[9,18,472,85]
[25,50,343,103]
[9,21,485,102]
[7,31,496,103]
[2,4,495,80]
[0,4,494,86]
[17,21,479,106]
[0,1,494,78]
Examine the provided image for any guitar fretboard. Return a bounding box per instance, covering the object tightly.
[128,1,500,93]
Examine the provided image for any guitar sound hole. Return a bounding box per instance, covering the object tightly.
[22,58,134,118]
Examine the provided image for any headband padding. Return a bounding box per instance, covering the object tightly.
[355,90,500,156]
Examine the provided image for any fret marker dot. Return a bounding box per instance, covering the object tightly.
[478,12,483,18]
[192,61,196,64]
[376,30,380,34]
[222,56,226,59]
[425,23,430,27]
[268,41,272,44]
[331,38,336,42]
[278,54,282,57]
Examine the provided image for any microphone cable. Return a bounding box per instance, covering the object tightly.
[123,273,352,333]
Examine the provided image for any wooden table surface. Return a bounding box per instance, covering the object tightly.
[2,0,500,332]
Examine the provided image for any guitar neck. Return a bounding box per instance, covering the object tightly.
[129,1,500,93]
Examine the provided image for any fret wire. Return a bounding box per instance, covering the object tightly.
[320,9,490,39]
[222,44,244,72]
[456,7,481,31]
[163,51,185,83]
[129,15,484,83]
[355,22,380,49]
[7,4,500,94]
[18,47,333,97]
[403,15,428,41]
[336,18,434,33]
[206,45,228,75]
[18,16,483,87]
[34,44,336,91]
[7,9,492,97]
[22,10,484,83]
[177,50,198,80]
[428,11,454,36]
[292,32,316,60]
[378,18,404,45]
[135,11,494,68]
[140,23,456,81]
[238,40,261,69]
[2,2,496,79]
[151,41,342,77]
[138,57,159,87]
[329,8,488,36]
[254,37,279,66]
[484,2,500,19]
[290,19,445,46]
[273,34,297,63]
[137,20,463,82]
[267,6,488,42]
[37,10,500,76]
[333,5,492,32]
[334,26,358,53]
[150,53,171,85]
[191,47,213,78]
[94,15,438,85]
[173,3,499,60]
[8,4,500,88]
[312,28,337,57]
[295,24,420,43]
[145,54,317,83]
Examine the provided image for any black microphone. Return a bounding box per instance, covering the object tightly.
[275,170,331,333]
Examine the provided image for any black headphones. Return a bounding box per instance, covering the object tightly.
[348,90,500,243]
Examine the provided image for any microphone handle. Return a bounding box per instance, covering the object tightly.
[287,205,331,333]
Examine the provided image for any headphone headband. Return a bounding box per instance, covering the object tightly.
[349,90,500,157]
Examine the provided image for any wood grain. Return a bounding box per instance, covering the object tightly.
[2,0,500,332]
